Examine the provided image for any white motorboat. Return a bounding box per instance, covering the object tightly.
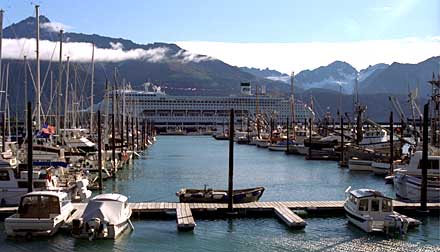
[371,161,390,175]
[344,187,420,235]
[72,193,133,240]
[4,191,74,237]
[268,140,296,151]
[393,150,440,202]
[348,158,372,172]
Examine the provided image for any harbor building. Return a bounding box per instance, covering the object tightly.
[108,83,312,132]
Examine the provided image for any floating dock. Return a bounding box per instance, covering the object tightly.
[1,200,438,232]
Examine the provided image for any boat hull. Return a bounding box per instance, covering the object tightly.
[394,173,440,202]
[177,187,265,203]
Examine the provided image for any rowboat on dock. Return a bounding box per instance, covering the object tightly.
[176,186,265,203]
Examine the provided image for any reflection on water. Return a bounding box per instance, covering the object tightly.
[0,136,439,251]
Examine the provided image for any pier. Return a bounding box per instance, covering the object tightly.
[1,200,438,231]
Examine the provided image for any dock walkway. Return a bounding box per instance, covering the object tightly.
[1,200,438,232]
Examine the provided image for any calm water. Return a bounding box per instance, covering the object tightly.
[1,136,439,251]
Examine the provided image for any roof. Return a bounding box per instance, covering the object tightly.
[23,191,68,198]
[350,189,392,199]
[92,193,128,203]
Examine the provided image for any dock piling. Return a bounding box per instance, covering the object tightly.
[27,102,32,192]
[97,110,103,192]
[421,103,429,212]
[228,109,235,213]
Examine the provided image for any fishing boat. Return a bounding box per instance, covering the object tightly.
[344,187,420,234]
[268,140,296,151]
[348,158,372,172]
[71,193,133,240]
[393,150,440,202]
[371,160,390,175]
[4,191,74,238]
[176,186,265,203]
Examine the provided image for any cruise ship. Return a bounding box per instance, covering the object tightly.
[106,83,312,133]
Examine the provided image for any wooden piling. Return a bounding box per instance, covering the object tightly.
[136,118,139,151]
[421,103,429,212]
[2,112,5,152]
[27,102,32,192]
[286,117,290,153]
[228,108,235,213]
[340,116,344,164]
[389,112,394,174]
[97,110,103,191]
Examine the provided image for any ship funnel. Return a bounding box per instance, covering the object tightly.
[240,82,251,95]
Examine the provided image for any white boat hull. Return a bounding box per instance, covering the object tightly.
[348,160,372,172]
[394,173,440,202]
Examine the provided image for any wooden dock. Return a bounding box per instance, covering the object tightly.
[1,200,438,232]
[274,206,306,228]
[176,203,196,231]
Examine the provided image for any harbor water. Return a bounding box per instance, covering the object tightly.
[1,136,439,251]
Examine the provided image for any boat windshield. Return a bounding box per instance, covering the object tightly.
[371,199,380,212]
[382,199,392,212]
[358,199,368,211]
[18,195,60,218]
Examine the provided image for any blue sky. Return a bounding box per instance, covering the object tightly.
[1,0,439,72]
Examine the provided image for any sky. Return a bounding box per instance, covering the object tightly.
[1,0,439,73]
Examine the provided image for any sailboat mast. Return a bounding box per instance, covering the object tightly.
[63,57,70,130]
[35,5,41,129]
[57,29,63,133]
[24,56,27,130]
[290,71,296,138]
[0,9,3,105]
[90,43,95,134]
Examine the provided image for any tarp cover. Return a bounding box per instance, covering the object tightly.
[81,200,126,225]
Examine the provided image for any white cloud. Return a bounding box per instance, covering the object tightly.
[3,38,169,62]
[109,41,124,50]
[40,22,71,32]
[176,37,440,73]
[2,38,214,65]
[174,49,213,63]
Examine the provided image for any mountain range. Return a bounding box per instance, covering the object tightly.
[2,15,439,121]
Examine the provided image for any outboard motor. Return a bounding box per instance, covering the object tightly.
[72,218,84,236]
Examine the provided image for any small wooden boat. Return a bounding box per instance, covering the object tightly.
[176,186,265,203]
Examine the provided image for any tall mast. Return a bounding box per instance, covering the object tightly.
[35,5,41,129]
[90,43,95,134]
[57,29,63,133]
[63,57,70,130]
[290,71,296,138]
[24,56,27,131]
[5,63,9,141]
[0,9,3,104]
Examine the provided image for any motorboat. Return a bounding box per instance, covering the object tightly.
[4,191,74,238]
[344,187,420,235]
[72,193,133,240]
[176,186,265,203]
[393,150,440,202]
[371,160,390,175]
[268,140,296,151]
[348,158,372,172]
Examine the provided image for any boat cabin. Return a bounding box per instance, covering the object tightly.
[346,188,393,215]
[18,191,71,219]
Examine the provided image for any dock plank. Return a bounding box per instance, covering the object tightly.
[274,206,306,229]
[176,204,196,231]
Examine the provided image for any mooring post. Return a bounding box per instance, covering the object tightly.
[420,103,429,212]
[27,102,33,192]
[136,118,139,151]
[389,112,394,175]
[228,108,235,213]
[131,117,134,151]
[286,117,290,154]
[111,113,116,177]
[2,112,5,153]
[126,116,129,150]
[308,118,312,157]
[97,110,103,191]
[120,114,124,151]
[340,116,344,165]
